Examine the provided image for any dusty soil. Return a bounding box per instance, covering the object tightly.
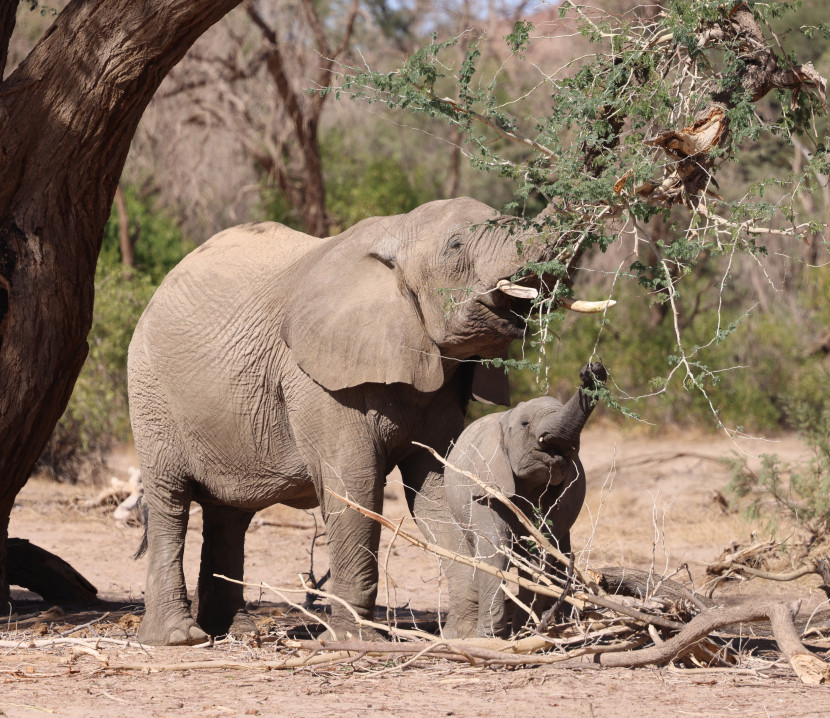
[4,429,830,717]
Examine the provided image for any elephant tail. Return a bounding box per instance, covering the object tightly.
[134,497,149,559]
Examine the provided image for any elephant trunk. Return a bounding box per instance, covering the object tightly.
[539,362,606,450]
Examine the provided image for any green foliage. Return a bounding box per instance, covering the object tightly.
[97,187,194,284]
[332,0,829,432]
[726,401,830,537]
[505,20,534,57]
[260,132,440,232]
[322,134,439,230]
[39,189,191,481]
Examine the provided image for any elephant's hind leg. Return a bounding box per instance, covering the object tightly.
[192,504,256,638]
[137,479,207,646]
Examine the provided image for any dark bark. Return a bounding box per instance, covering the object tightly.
[444,129,463,198]
[246,0,330,237]
[245,0,357,237]
[0,0,242,606]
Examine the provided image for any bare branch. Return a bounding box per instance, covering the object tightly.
[412,440,596,589]
[326,487,686,631]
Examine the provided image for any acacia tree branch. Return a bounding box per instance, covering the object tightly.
[640,3,826,207]
[436,95,558,160]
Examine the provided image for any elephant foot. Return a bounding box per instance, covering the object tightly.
[194,594,258,640]
[138,611,209,646]
[318,621,387,643]
[206,609,259,641]
[441,617,477,639]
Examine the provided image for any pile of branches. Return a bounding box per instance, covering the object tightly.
[95,451,825,681]
[282,453,828,684]
[7,459,830,682]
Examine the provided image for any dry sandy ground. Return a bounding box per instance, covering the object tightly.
[4,428,830,717]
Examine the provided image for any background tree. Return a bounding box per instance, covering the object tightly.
[155,0,359,237]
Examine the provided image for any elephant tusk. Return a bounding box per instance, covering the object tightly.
[559,297,616,314]
[496,280,539,300]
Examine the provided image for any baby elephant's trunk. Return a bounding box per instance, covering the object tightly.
[543,361,607,449]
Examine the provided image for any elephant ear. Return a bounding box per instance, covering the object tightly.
[456,414,516,497]
[280,232,444,393]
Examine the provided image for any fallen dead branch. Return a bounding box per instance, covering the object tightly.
[327,488,685,631]
[0,637,135,649]
[768,602,830,685]
[99,599,827,677]
[706,539,830,599]
[316,484,830,682]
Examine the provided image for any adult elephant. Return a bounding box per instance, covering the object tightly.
[128,197,610,645]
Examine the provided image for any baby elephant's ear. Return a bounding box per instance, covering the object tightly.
[454,414,516,497]
[280,235,444,393]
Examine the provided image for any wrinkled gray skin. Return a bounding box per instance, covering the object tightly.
[442,362,606,638]
[128,197,560,646]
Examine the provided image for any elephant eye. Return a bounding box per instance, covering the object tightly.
[448,236,463,250]
[521,420,530,427]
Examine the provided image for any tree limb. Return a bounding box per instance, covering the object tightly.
[769,601,830,685]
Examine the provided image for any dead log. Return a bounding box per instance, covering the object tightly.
[769,602,830,685]
[598,566,712,613]
[7,538,97,604]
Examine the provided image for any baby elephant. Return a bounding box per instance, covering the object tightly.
[442,362,606,638]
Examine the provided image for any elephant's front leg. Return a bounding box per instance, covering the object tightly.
[512,530,573,634]
[469,500,516,638]
[318,470,384,640]
[399,451,479,639]
[192,504,256,638]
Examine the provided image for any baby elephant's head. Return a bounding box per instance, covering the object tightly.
[501,362,606,487]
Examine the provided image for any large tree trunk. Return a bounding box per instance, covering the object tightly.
[0,0,242,606]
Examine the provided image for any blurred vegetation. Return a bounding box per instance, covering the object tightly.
[262,133,441,232]
[540,266,830,432]
[726,400,830,538]
[37,188,193,481]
